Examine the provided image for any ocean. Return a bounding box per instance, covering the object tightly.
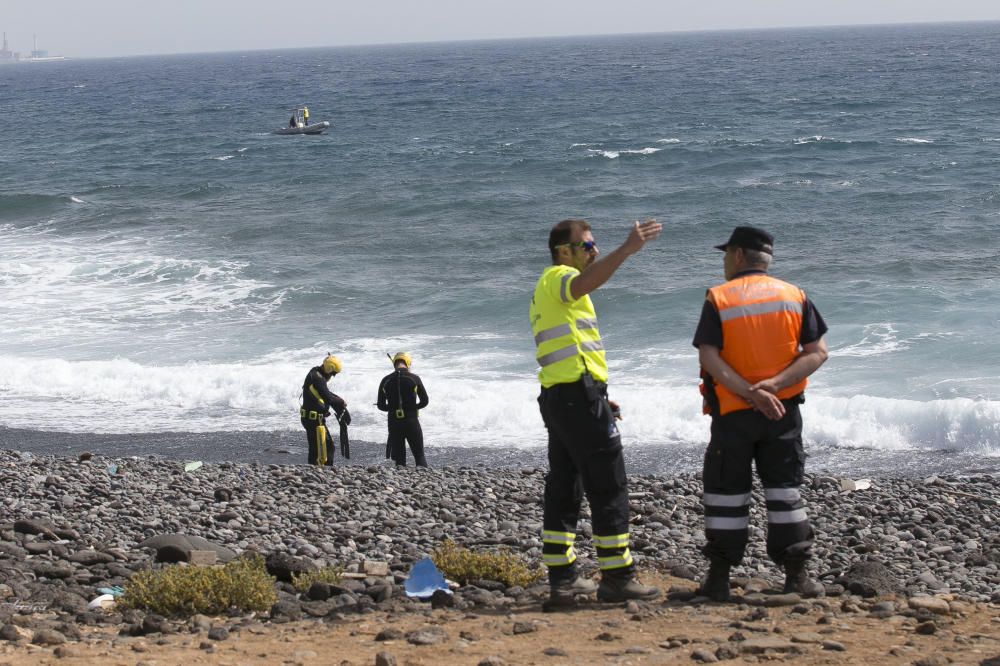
[1,22,999,476]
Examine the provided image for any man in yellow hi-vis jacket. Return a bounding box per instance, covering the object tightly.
[530,217,662,609]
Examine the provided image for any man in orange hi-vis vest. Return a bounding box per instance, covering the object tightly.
[692,226,829,602]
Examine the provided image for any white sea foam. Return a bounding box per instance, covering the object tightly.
[896,137,933,144]
[1,348,996,457]
[833,323,906,357]
[656,138,680,144]
[586,147,663,159]
[807,394,1000,454]
[70,196,86,204]
[212,155,234,161]
[0,226,283,345]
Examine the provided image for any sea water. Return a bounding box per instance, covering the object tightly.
[1,23,999,475]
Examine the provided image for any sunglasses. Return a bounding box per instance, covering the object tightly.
[556,240,597,251]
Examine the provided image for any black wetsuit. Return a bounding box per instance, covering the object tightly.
[376,367,429,467]
[301,366,346,466]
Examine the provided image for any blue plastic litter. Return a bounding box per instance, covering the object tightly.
[404,558,451,598]
[105,464,118,475]
[98,586,125,597]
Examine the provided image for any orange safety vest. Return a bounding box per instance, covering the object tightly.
[701,273,807,416]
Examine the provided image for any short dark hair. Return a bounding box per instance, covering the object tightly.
[548,219,591,261]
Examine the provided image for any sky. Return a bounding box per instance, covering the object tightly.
[1,0,998,58]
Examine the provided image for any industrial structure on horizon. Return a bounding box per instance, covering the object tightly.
[1,32,66,62]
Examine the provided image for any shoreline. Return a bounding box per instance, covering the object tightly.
[1,449,998,663]
[2,428,998,478]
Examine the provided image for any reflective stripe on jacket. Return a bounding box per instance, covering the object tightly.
[704,273,807,415]
[529,264,608,388]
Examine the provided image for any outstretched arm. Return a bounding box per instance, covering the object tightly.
[570,220,662,300]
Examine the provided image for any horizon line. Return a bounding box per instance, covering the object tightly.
[19,18,1000,61]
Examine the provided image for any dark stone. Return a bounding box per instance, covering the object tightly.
[68,550,115,565]
[32,562,74,579]
[430,589,454,609]
[543,647,568,656]
[837,561,902,597]
[213,488,232,502]
[269,600,302,622]
[24,542,65,556]
[366,584,393,603]
[13,519,59,539]
[330,579,366,594]
[715,645,740,660]
[207,626,229,641]
[670,563,700,581]
[50,592,88,614]
[406,627,447,646]
[512,621,536,635]
[0,542,28,559]
[0,624,21,642]
[916,621,938,635]
[141,614,173,635]
[137,534,236,564]
[32,629,67,646]
[375,651,398,666]
[265,553,317,583]
[306,581,332,601]
[300,600,333,618]
[376,627,405,641]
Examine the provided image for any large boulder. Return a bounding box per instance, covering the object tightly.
[836,560,902,597]
[137,534,236,564]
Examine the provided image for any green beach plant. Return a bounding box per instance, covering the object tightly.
[431,539,544,588]
[291,565,344,592]
[119,554,277,617]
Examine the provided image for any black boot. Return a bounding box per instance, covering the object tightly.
[596,574,660,603]
[783,559,824,597]
[697,560,731,602]
[543,575,597,611]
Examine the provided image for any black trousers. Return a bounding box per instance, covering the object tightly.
[388,417,427,467]
[701,401,813,567]
[538,379,633,584]
[302,416,334,466]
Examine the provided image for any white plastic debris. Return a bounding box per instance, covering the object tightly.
[840,478,872,492]
[87,594,116,610]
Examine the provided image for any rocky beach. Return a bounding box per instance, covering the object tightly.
[0,449,999,663]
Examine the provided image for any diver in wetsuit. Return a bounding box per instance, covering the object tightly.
[376,352,429,467]
[301,355,349,466]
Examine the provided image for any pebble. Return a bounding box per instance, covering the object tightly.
[0,449,995,649]
[690,648,719,662]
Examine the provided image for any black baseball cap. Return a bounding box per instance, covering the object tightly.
[714,226,774,254]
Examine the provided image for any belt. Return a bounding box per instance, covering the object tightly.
[300,408,323,420]
[540,376,607,395]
